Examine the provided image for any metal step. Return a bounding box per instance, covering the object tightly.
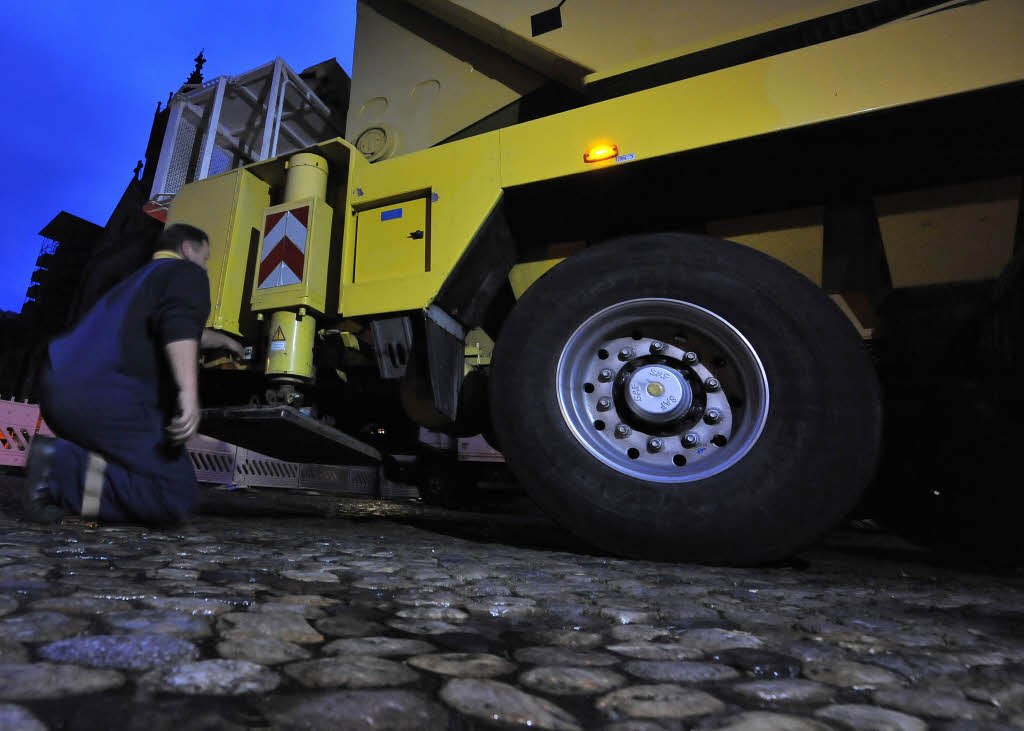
[0,398,407,499]
[198,405,381,465]
[187,434,387,497]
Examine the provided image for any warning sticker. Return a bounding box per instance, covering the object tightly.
[258,207,308,289]
[270,327,286,352]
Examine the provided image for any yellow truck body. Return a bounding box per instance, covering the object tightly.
[172,0,1023,328]
[168,0,1024,563]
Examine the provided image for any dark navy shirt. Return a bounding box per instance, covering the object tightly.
[121,258,210,387]
[49,257,210,412]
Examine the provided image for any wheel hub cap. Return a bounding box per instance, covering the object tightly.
[556,298,770,483]
[625,364,691,423]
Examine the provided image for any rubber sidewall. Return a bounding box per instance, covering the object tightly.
[490,233,882,564]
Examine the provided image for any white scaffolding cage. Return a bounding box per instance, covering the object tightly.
[149,58,340,206]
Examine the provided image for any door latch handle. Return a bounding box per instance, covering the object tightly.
[408,230,424,240]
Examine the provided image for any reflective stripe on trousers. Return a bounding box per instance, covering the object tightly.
[80,452,107,518]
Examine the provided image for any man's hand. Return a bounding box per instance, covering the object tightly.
[201,328,246,359]
[222,338,246,359]
[166,389,201,445]
[165,338,200,445]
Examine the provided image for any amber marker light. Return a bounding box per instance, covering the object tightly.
[584,143,618,163]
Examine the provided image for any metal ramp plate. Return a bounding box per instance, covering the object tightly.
[199,406,381,464]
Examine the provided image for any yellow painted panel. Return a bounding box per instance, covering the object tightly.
[707,208,824,286]
[340,132,501,317]
[347,3,535,157]
[250,197,334,314]
[499,0,1024,188]
[337,0,1023,318]
[878,178,1020,287]
[414,0,874,83]
[165,169,270,336]
[508,258,564,298]
[355,197,428,283]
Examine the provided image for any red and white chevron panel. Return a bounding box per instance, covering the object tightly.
[258,206,309,289]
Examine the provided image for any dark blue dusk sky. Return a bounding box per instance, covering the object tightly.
[0,1,356,314]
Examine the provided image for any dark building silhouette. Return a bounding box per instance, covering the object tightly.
[24,213,104,331]
[0,215,102,400]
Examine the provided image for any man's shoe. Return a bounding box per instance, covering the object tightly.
[22,436,66,523]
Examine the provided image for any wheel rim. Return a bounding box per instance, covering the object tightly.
[556,298,770,483]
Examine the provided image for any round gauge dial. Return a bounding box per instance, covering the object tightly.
[355,127,389,160]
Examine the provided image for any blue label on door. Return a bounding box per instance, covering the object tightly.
[381,208,403,221]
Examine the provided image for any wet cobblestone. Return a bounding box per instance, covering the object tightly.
[1,478,1024,729]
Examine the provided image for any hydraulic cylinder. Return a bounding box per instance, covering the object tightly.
[265,309,315,380]
[252,152,334,387]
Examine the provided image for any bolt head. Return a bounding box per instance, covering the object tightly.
[683,351,698,364]
[615,424,632,438]
[618,348,634,361]
[649,341,665,354]
[597,397,612,411]
[682,433,699,448]
[647,437,664,452]
[705,377,720,391]
[598,368,614,382]
[704,408,722,424]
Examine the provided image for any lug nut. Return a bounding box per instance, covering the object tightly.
[597,397,612,411]
[618,347,634,361]
[682,433,699,448]
[649,341,665,354]
[647,437,664,453]
[683,351,698,364]
[704,408,722,424]
[598,368,614,383]
[615,424,632,438]
[704,377,720,391]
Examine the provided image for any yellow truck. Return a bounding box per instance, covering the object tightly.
[166,0,1024,563]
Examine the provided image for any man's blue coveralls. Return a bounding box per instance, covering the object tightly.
[39,252,210,523]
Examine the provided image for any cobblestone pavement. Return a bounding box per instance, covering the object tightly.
[1,476,1024,731]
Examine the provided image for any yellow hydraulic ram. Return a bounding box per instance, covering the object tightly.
[252,152,333,382]
[264,308,315,380]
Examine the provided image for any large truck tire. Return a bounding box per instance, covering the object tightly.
[489,233,882,564]
[871,251,1024,560]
